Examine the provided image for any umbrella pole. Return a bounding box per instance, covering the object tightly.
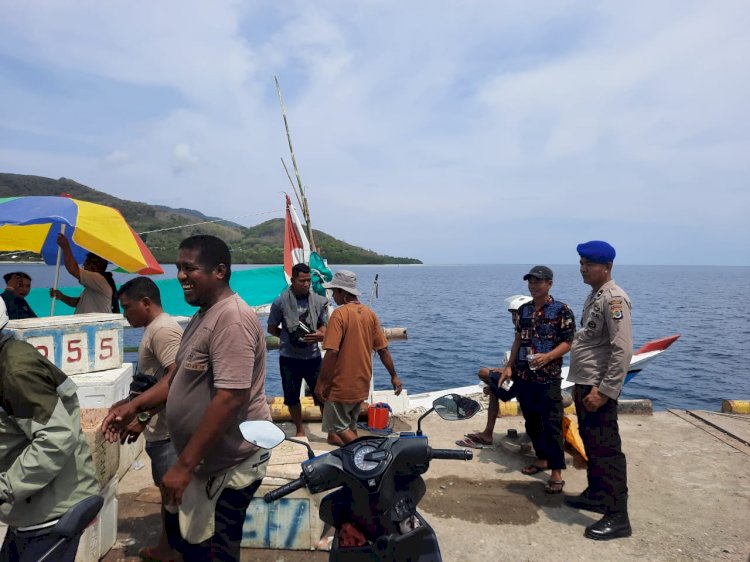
[50,224,65,316]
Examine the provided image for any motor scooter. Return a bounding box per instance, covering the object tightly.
[240,393,480,562]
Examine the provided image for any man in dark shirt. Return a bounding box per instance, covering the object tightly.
[499,266,575,494]
[267,263,327,438]
[1,272,37,319]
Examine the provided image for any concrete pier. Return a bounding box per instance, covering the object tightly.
[100,406,750,562]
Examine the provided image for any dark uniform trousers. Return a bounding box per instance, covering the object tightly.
[574,384,628,514]
[517,378,566,470]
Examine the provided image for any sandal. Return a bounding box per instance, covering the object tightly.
[545,479,565,494]
[465,433,493,446]
[521,464,547,475]
[456,437,484,449]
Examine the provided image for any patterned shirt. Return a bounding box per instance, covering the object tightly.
[514,296,576,383]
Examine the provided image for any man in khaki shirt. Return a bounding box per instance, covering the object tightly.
[105,276,182,562]
[565,240,633,541]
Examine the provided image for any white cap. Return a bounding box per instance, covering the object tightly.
[0,297,8,330]
[504,294,532,312]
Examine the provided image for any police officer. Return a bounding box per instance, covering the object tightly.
[565,240,633,540]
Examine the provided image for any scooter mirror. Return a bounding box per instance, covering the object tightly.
[239,420,286,449]
[432,393,481,421]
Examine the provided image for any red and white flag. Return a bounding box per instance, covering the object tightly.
[283,194,311,284]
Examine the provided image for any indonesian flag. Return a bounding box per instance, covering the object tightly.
[283,194,311,284]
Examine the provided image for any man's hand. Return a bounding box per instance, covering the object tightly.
[499,366,512,385]
[303,330,325,344]
[528,352,552,370]
[121,418,146,444]
[160,462,193,505]
[56,233,70,249]
[582,386,609,412]
[391,375,403,396]
[49,288,62,299]
[314,384,328,404]
[101,402,138,443]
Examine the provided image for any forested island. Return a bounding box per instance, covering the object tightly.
[0,173,422,265]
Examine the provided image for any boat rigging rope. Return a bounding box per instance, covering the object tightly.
[136,208,284,235]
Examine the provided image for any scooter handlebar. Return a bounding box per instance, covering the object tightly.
[263,477,306,503]
[429,448,473,461]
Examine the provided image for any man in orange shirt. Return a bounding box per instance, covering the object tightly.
[316,270,403,445]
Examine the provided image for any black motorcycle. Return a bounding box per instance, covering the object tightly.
[240,393,480,561]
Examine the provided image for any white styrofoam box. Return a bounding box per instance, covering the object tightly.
[75,476,118,562]
[74,363,133,409]
[0,522,6,546]
[98,477,119,559]
[6,313,125,374]
[371,388,409,414]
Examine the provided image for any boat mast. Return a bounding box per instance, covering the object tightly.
[275,76,316,251]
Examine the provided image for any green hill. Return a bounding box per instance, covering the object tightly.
[0,173,422,265]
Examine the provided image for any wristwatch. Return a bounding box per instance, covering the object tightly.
[137,411,152,423]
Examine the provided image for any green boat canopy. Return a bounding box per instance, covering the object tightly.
[25,265,288,318]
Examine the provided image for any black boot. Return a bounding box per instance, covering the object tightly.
[584,512,632,541]
[564,489,606,514]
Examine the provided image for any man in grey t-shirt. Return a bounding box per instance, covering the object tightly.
[102,235,271,561]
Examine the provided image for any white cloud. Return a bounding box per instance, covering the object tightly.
[172,143,199,175]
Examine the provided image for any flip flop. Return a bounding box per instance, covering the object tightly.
[455,437,484,449]
[521,464,548,475]
[545,479,565,494]
[464,433,493,446]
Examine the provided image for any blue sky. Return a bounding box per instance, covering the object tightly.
[1,1,748,265]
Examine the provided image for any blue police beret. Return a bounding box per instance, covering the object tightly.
[577,240,616,263]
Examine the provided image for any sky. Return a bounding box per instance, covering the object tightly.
[1,1,748,266]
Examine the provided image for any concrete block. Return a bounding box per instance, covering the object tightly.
[242,489,324,550]
[6,313,124,374]
[74,363,133,409]
[242,438,325,550]
[81,408,120,488]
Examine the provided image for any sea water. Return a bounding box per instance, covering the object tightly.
[2,263,748,411]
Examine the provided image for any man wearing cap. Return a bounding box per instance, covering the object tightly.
[565,241,633,541]
[316,270,403,445]
[498,266,575,494]
[0,298,100,562]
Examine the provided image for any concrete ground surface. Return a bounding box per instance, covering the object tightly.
[102,409,750,562]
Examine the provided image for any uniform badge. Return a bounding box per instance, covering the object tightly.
[610,300,623,320]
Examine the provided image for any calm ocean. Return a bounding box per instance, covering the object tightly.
[3,263,748,411]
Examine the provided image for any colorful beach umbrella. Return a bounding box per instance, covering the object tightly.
[0,196,163,274]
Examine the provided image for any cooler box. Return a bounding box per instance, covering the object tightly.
[74,364,134,409]
[5,313,124,375]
